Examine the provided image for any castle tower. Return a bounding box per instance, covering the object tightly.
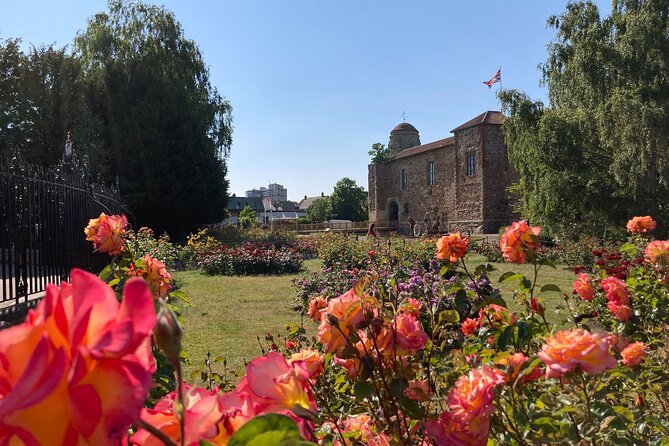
[388,122,420,154]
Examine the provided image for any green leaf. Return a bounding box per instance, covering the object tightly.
[228,414,316,446]
[169,290,189,303]
[439,266,449,277]
[439,310,460,324]
[540,284,562,293]
[454,290,469,316]
[499,271,522,283]
[539,259,558,269]
[353,380,375,400]
[619,243,638,257]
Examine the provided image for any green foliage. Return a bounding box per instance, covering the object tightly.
[330,177,368,222]
[238,205,257,230]
[306,197,333,223]
[73,0,233,240]
[125,227,181,269]
[228,414,316,446]
[368,142,390,164]
[500,0,669,237]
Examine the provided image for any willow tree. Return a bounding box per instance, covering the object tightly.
[75,0,233,240]
[500,0,669,237]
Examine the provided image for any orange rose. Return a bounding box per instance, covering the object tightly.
[447,365,505,425]
[573,273,596,301]
[290,348,324,379]
[626,216,656,234]
[601,276,630,305]
[84,212,128,255]
[495,352,541,384]
[645,240,669,267]
[436,232,470,263]
[479,303,517,326]
[607,301,633,321]
[318,289,366,354]
[499,221,541,263]
[0,269,156,445]
[128,255,172,298]
[130,384,228,446]
[538,329,617,378]
[461,317,480,336]
[308,296,328,322]
[620,341,647,367]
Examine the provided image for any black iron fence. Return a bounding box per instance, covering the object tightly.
[0,153,123,325]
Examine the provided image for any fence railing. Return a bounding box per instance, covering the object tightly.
[0,153,123,325]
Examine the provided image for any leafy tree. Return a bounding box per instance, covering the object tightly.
[330,177,368,222]
[368,142,390,164]
[500,0,669,237]
[75,0,233,240]
[238,205,256,229]
[307,197,333,223]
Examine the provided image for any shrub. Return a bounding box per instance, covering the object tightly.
[199,242,303,275]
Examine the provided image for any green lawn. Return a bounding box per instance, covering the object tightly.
[174,254,577,382]
[173,259,321,380]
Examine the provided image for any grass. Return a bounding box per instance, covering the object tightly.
[466,253,577,326]
[174,253,578,382]
[173,259,321,380]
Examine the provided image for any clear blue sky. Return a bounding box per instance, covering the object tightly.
[1,0,611,202]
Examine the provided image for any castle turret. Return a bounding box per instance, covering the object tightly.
[388,122,420,154]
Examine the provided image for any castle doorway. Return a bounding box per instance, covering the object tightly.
[388,201,399,224]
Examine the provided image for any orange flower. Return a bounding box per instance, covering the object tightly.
[621,342,648,367]
[607,301,633,321]
[308,296,328,322]
[461,317,480,336]
[128,255,172,298]
[436,232,470,263]
[479,303,517,326]
[573,273,596,301]
[84,212,128,255]
[318,289,366,354]
[289,348,324,379]
[538,329,617,378]
[447,365,505,425]
[399,297,422,317]
[645,240,669,267]
[0,269,156,445]
[495,352,541,384]
[130,384,228,446]
[626,216,656,234]
[499,221,541,263]
[601,276,630,305]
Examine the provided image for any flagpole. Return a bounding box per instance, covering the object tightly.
[498,66,502,92]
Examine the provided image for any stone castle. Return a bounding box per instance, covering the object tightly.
[367,111,518,235]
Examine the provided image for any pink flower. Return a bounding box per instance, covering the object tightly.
[499,221,541,264]
[607,301,633,321]
[538,329,617,378]
[289,348,324,379]
[130,384,228,446]
[601,276,630,305]
[393,313,428,354]
[84,213,128,255]
[621,342,648,367]
[573,273,596,301]
[603,334,629,353]
[495,353,541,384]
[478,304,517,326]
[447,365,505,424]
[0,269,156,445]
[405,379,431,401]
[626,216,656,233]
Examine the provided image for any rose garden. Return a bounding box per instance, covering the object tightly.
[1,212,668,445]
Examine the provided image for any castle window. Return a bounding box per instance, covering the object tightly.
[466,154,476,176]
[427,161,435,186]
[401,168,408,190]
[404,203,410,214]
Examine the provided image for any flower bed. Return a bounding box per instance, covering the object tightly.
[1,213,668,445]
[198,242,303,275]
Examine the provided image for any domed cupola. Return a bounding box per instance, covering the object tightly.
[389,122,420,154]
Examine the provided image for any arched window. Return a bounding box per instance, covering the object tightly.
[427,161,435,186]
[404,203,410,214]
[466,154,476,176]
[401,168,408,190]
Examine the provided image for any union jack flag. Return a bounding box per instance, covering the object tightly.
[483,69,501,88]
